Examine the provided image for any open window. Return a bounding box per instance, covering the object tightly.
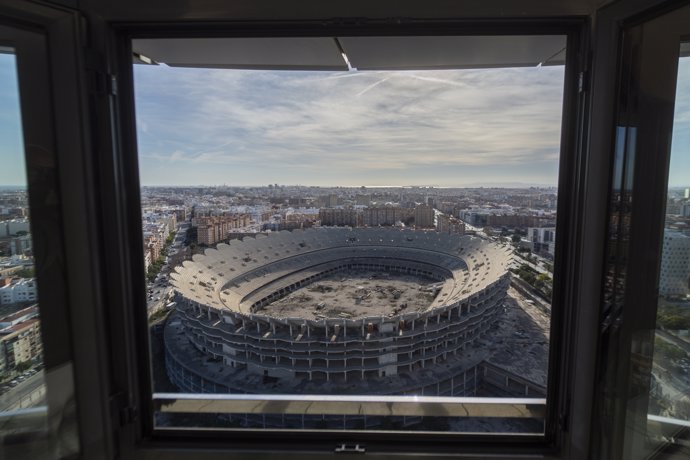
[119,25,584,454]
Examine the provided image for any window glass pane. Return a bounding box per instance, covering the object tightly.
[133,36,565,434]
[0,50,47,444]
[648,47,690,447]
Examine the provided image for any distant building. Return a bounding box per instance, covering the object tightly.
[284,210,318,229]
[319,194,339,208]
[1,219,30,237]
[414,204,435,229]
[319,208,361,227]
[170,207,188,222]
[0,278,38,305]
[143,250,152,272]
[528,227,557,258]
[0,305,39,328]
[459,210,548,229]
[11,234,32,256]
[362,207,411,227]
[144,234,161,262]
[681,202,690,217]
[196,214,251,245]
[659,230,690,296]
[0,305,41,372]
[487,214,544,228]
[355,194,371,206]
[436,214,466,235]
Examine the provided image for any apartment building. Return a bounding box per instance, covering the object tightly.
[0,278,37,306]
[196,214,251,245]
[414,204,435,229]
[0,305,41,372]
[659,230,690,296]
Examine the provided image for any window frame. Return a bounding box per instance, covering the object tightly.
[0,2,117,459]
[591,1,690,458]
[102,17,592,459]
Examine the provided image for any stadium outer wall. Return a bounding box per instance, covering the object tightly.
[165,228,513,395]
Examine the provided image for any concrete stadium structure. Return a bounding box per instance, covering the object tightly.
[167,228,512,393]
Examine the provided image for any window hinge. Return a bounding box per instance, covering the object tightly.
[85,47,117,96]
[335,443,366,454]
[110,391,138,428]
[108,74,118,96]
[578,71,589,94]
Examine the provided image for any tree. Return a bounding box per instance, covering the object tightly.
[15,267,35,278]
[15,361,32,373]
[511,234,521,244]
[658,315,690,330]
[654,338,687,361]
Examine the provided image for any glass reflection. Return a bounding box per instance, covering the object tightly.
[0,50,48,445]
[647,49,690,450]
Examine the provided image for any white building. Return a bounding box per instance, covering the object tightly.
[527,227,557,258]
[680,202,690,217]
[0,278,38,305]
[1,219,31,237]
[659,230,690,297]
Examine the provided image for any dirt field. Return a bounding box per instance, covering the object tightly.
[260,270,440,320]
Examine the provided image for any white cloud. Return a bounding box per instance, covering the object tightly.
[134,64,565,185]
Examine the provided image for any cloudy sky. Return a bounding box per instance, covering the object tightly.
[671,57,690,187]
[0,53,26,187]
[1,54,689,188]
[133,64,566,187]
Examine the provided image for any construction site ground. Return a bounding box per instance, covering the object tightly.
[261,269,440,320]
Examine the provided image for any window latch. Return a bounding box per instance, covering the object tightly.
[110,391,138,428]
[335,443,366,454]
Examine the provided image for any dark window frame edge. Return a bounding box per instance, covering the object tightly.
[103,16,590,459]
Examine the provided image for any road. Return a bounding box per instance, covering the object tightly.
[146,223,188,313]
[0,370,45,411]
[657,329,690,354]
[511,252,550,275]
